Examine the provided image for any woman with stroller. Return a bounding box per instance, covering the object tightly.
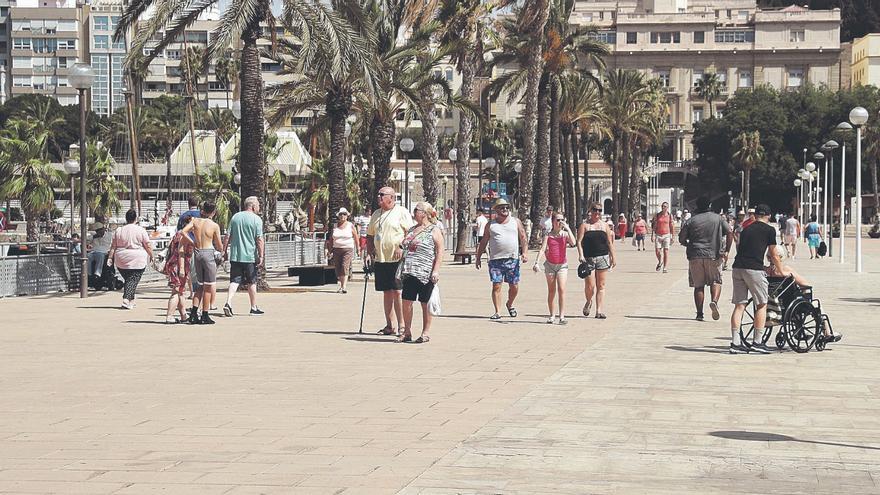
[804,214,823,259]
[398,202,443,344]
[533,211,576,324]
[107,209,153,309]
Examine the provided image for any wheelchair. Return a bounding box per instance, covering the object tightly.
[739,275,836,353]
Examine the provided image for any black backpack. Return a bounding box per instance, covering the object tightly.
[818,241,827,257]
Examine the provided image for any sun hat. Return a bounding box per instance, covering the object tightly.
[93,222,105,230]
[336,207,350,216]
[493,198,511,208]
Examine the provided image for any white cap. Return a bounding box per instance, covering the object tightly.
[336,207,350,216]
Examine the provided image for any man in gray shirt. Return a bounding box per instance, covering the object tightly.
[678,197,734,321]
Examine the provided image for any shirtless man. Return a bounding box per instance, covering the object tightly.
[181,201,223,324]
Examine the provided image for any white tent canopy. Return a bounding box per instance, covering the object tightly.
[220,130,313,176]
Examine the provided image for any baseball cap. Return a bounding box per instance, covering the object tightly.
[754,204,771,216]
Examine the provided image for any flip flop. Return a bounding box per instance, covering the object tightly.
[506,305,517,317]
[415,335,430,344]
[489,313,501,321]
[377,327,396,335]
[595,313,607,319]
[395,334,413,343]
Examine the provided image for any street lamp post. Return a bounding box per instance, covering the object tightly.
[849,107,869,273]
[805,162,816,220]
[69,63,96,299]
[63,157,80,244]
[483,157,496,209]
[823,140,839,257]
[448,148,457,251]
[399,138,414,210]
[836,122,852,264]
[813,152,825,230]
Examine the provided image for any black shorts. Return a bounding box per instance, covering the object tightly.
[402,275,435,303]
[230,261,257,286]
[373,261,402,292]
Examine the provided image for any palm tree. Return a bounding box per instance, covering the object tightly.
[180,45,207,103]
[267,4,378,217]
[731,130,765,208]
[80,141,129,218]
[194,164,240,228]
[865,122,880,222]
[558,74,604,219]
[148,111,186,212]
[694,72,724,119]
[213,50,239,109]
[20,97,67,160]
[0,119,63,241]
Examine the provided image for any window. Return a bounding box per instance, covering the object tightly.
[13,75,31,87]
[589,30,617,44]
[165,49,181,60]
[110,16,120,31]
[715,30,755,43]
[445,68,454,81]
[94,35,109,49]
[13,38,31,50]
[788,68,804,87]
[790,30,805,42]
[12,57,31,69]
[57,76,68,87]
[58,39,76,50]
[32,39,57,53]
[737,10,749,22]
[112,38,125,50]
[58,20,77,32]
[716,70,727,88]
[692,69,703,88]
[94,16,109,31]
[208,82,227,91]
[650,32,680,44]
[693,106,704,123]
[261,62,281,72]
[12,20,31,31]
[694,31,704,43]
[656,69,670,87]
[738,70,752,88]
[626,32,637,44]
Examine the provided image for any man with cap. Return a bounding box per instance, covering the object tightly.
[729,204,784,354]
[475,199,528,320]
[678,197,733,321]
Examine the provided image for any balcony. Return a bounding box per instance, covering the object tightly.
[666,124,692,132]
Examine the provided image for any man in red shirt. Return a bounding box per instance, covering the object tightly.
[651,202,675,273]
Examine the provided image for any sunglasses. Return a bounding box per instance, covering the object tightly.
[377,192,392,198]
[414,208,424,213]
[496,206,510,210]
[591,208,602,213]
[553,218,564,222]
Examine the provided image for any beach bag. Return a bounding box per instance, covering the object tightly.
[817,241,827,257]
[428,285,442,316]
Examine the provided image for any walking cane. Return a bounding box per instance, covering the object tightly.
[358,261,372,334]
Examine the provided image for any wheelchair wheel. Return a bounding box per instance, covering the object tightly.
[784,299,821,353]
[739,298,771,348]
[775,330,786,350]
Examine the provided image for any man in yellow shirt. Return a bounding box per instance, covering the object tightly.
[366,186,414,336]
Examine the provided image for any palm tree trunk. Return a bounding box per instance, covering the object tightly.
[582,134,590,207]
[572,127,582,220]
[238,19,266,210]
[454,49,478,253]
[25,208,38,242]
[611,137,619,218]
[744,166,751,209]
[165,152,172,213]
[872,159,879,222]
[370,116,395,203]
[327,93,352,220]
[419,95,440,205]
[529,79,550,247]
[561,126,574,222]
[548,76,562,211]
[628,152,641,226]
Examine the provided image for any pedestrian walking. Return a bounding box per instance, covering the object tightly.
[804,214,822,259]
[783,214,801,258]
[366,186,415,335]
[475,209,489,246]
[353,208,371,255]
[181,202,223,324]
[577,202,616,319]
[678,197,734,321]
[475,199,528,320]
[222,196,265,317]
[533,211,576,324]
[325,207,359,294]
[163,218,194,324]
[729,204,784,354]
[616,213,628,243]
[633,214,648,251]
[651,202,675,273]
[540,206,554,238]
[398,202,443,343]
[107,208,154,310]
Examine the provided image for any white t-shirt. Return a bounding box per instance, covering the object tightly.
[784,217,799,236]
[541,216,552,235]
[475,215,488,237]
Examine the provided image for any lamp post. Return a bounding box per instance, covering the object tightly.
[813,152,825,227]
[805,162,816,220]
[849,106,868,273]
[836,122,852,264]
[794,179,802,222]
[233,172,242,211]
[513,160,523,212]
[69,63,96,299]
[63,157,80,243]
[484,157,496,209]
[399,138,414,210]
[823,140,839,256]
[448,148,457,251]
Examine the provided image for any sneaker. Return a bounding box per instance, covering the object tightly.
[223,303,234,317]
[200,313,216,325]
[558,317,568,325]
[662,267,668,273]
[709,301,720,321]
[546,316,556,324]
[749,343,773,354]
[165,316,181,325]
[489,313,501,321]
[121,301,132,310]
[823,333,843,343]
[729,343,750,354]
[249,308,265,316]
[695,313,704,321]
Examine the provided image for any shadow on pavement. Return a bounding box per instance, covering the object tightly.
[709,430,880,451]
[665,345,728,354]
[838,297,880,306]
[77,306,127,310]
[342,336,396,343]
[627,315,699,322]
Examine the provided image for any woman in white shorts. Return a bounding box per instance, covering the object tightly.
[534,212,576,324]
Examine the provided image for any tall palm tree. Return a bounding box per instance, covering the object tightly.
[148,111,186,212]
[80,141,129,218]
[213,50,240,109]
[865,122,880,222]
[0,119,63,241]
[731,130,764,208]
[194,164,240,228]
[180,45,207,103]
[694,72,724,119]
[558,74,604,219]
[20,97,66,160]
[267,4,378,218]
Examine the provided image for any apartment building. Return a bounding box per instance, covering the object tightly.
[7,0,82,105]
[87,0,125,116]
[569,0,841,161]
[851,34,880,87]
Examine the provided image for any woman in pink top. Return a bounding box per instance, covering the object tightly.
[533,212,576,324]
[107,209,154,309]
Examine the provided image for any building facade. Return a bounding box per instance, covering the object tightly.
[851,34,880,87]
[570,0,841,161]
[87,0,125,116]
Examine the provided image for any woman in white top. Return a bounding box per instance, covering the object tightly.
[325,208,359,293]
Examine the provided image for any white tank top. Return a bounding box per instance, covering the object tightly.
[332,222,355,249]
[487,217,519,260]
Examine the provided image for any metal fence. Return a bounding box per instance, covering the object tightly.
[0,234,328,298]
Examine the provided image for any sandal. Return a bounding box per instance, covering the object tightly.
[583,300,591,317]
[377,327,396,335]
[395,334,413,343]
[415,335,430,344]
[595,313,607,319]
[489,313,501,321]
[506,304,517,317]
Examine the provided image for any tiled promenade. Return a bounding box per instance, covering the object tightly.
[1,239,878,494]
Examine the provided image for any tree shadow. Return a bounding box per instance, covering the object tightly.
[709,430,880,451]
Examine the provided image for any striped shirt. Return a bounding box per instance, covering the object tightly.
[401,224,437,284]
